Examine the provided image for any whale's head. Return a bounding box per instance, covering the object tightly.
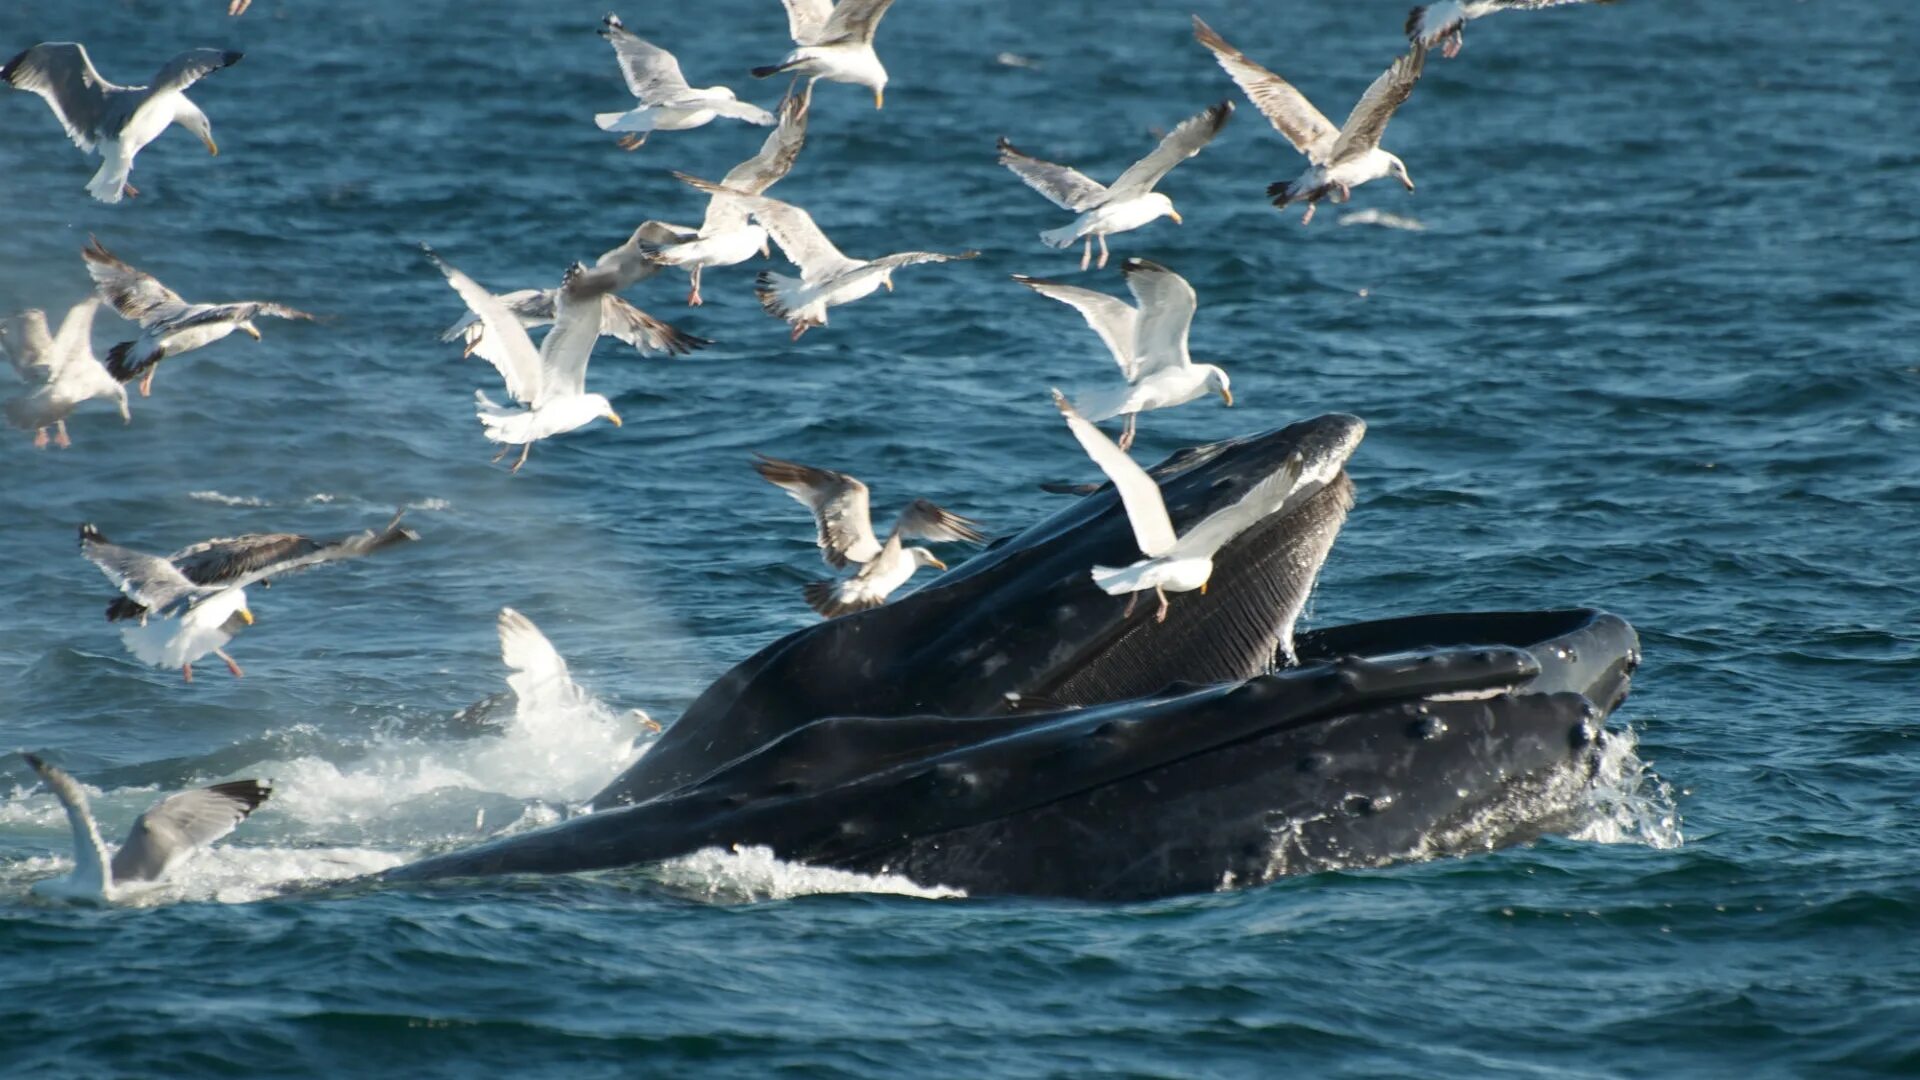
[595,415,1367,809]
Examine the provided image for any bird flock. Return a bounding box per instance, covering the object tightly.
[4,0,1618,894]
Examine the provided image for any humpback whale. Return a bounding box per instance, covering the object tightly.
[386,415,1640,899]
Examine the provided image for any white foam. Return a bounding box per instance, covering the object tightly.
[1568,724,1684,849]
[187,490,269,507]
[654,844,965,903]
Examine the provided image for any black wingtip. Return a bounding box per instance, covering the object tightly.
[104,341,139,383]
[750,65,783,79]
[79,523,105,545]
[1,48,29,85]
[21,751,45,770]
[206,778,273,815]
[222,50,244,67]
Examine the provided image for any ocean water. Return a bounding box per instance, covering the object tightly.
[2,0,1917,1074]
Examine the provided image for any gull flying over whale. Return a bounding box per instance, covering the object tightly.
[1014,258,1230,453]
[81,237,313,397]
[637,91,809,306]
[1,43,240,204]
[426,247,626,473]
[595,13,774,150]
[998,101,1232,270]
[673,173,978,340]
[1407,1,1617,58]
[1193,17,1424,225]
[21,753,270,904]
[752,453,985,617]
[1053,389,1308,623]
[1,298,129,448]
[80,513,419,681]
[751,0,897,109]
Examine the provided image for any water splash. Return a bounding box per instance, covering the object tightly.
[653,844,965,903]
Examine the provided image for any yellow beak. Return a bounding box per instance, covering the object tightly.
[241,324,261,341]
[238,607,254,625]
[928,556,947,571]
[883,277,894,292]
[1220,388,1233,407]
[1199,582,1208,596]
[1169,208,1184,225]
[606,411,624,427]
[202,133,219,157]
[760,239,772,258]
[874,88,884,109]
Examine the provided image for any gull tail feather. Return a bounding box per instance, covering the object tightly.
[1039,224,1082,250]
[104,342,150,384]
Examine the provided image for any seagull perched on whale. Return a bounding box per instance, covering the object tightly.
[636,91,809,306]
[751,0,897,109]
[1,43,240,204]
[1014,258,1230,453]
[81,237,313,398]
[1407,1,1617,58]
[1052,389,1305,623]
[426,247,627,473]
[998,101,1232,269]
[80,513,418,681]
[672,173,977,339]
[21,753,271,904]
[1193,17,1424,225]
[1,298,129,448]
[594,13,774,150]
[752,453,985,617]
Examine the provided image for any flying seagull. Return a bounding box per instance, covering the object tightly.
[673,173,977,340]
[1052,388,1304,623]
[998,100,1232,270]
[1193,17,1423,225]
[752,453,985,617]
[1013,259,1230,453]
[751,0,897,109]
[595,13,774,150]
[1407,1,1616,58]
[21,752,271,904]
[436,226,709,363]
[1,43,240,204]
[80,512,419,681]
[81,237,314,397]
[425,247,626,473]
[229,0,253,13]
[637,91,810,306]
[1,298,129,448]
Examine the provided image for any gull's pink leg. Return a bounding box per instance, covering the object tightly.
[1080,237,1092,271]
[216,648,244,678]
[688,266,703,307]
[1154,586,1169,624]
[1301,201,1318,226]
[138,368,155,397]
[1096,233,1110,269]
[53,421,70,449]
[1117,413,1137,452]
[32,427,48,449]
[491,444,513,463]
[182,663,194,683]
[1122,591,1139,619]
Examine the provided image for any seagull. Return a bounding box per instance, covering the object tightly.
[998,101,1232,270]
[425,247,626,473]
[436,226,709,362]
[1,298,129,448]
[1013,259,1230,453]
[673,173,978,340]
[228,0,253,14]
[752,453,985,617]
[498,607,661,732]
[21,752,269,904]
[1407,1,1616,58]
[595,13,774,150]
[751,0,897,109]
[1,43,240,204]
[636,91,810,306]
[80,512,419,682]
[81,237,314,397]
[1193,17,1423,226]
[1052,388,1304,623]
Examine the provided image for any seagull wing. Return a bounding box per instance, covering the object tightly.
[207,512,418,592]
[1121,258,1197,379]
[48,296,103,379]
[1,43,122,151]
[22,754,111,899]
[820,0,897,44]
[597,294,710,357]
[146,48,243,97]
[892,499,986,545]
[0,309,57,383]
[498,607,582,713]
[1193,17,1339,161]
[110,778,271,884]
[599,15,691,103]
[1012,275,1138,380]
[676,174,859,281]
[718,92,809,194]
[425,246,545,405]
[1327,47,1426,165]
[1052,389,1176,558]
[804,538,903,617]
[78,524,207,616]
[535,264,621,403]
[168,533,328,585]
[1172,450,1308,557]
[1106,100,1234,200]
[780,0,836,45]
[751,453,882,567]
[868,249,979,271]
[996,137,1109,212]
[82,238,190,325]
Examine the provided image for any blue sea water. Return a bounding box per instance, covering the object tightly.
[2,0,1917,1074]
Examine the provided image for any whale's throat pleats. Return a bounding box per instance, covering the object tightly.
[1045,472,1354,707]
